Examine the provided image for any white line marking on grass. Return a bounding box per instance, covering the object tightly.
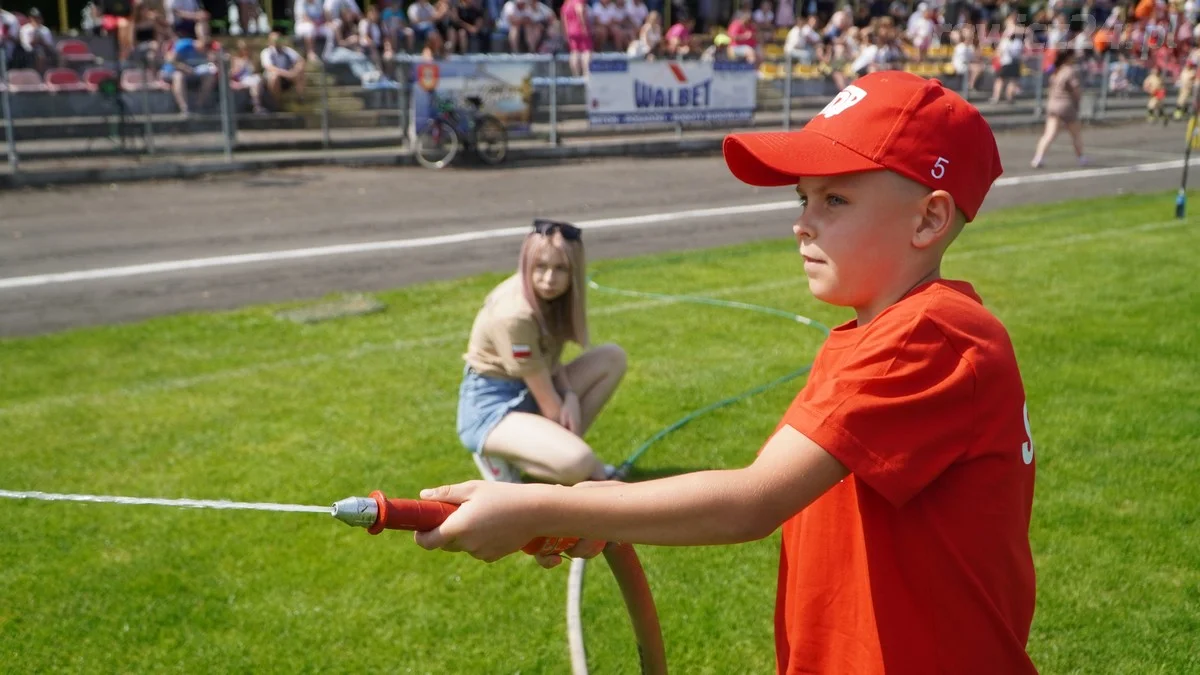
[0,489,331,513]
[2,158,1197,292]
[3,217,1190,418]
[0,277,804,417]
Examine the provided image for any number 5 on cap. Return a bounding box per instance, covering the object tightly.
[932,157,949,180]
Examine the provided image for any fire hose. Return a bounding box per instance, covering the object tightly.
[2,256,830,674]
[330,490,668,675]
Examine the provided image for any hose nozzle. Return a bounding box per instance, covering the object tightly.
[331,490,580,556]
[331,496,379,529]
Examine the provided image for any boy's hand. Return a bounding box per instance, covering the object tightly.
[413,481,543,562]
[532,480,617,569]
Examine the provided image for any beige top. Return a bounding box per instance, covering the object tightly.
[464,274,564,379]
[1048,64,1080,105]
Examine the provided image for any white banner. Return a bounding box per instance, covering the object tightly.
[586,60,758,126]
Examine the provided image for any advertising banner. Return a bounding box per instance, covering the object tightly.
[586,60,758,126]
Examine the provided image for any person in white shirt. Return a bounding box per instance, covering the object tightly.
[850,29,880,78]
[626,8,660,58]
[530,0,555,31]
[408,0,440,51]
[500,0,541,52]
[18,8,54,71]
[625,0,649,31]
[784,15,819,64]
[294,0,333,61]
[325,0,361,25]
[990,24,1026,104]
[591,0,629,51]
[906,4,936,60]
[260,31,306,106]
[951,25,982,93]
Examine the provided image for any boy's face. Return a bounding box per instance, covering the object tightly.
[792,171,931,312]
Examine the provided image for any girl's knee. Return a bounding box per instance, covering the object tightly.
[597,343,628,376]
[555,446,603,485]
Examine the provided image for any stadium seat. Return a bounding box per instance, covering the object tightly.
[794,63,820,79]
[120,68,168,91]
[56,39,96,66]
[44,67,90,93]
[764,44,784,60]
[6,68,47,93]
[82,67,118,92]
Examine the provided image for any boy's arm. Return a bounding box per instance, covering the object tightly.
[414,424,849,561]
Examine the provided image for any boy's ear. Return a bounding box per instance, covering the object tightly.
[912,190,958,250]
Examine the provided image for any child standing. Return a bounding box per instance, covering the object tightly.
[1144,65,1169,124]
[1174,50,1199,120]
[419,72,1039,674]
[456,221,627,486]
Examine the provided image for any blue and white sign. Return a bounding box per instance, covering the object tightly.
[586,60,758,126]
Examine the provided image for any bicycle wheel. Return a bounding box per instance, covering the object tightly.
[415,119,460,169]
[473,115,509,166]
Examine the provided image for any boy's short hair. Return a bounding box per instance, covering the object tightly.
[723,72,1003,222]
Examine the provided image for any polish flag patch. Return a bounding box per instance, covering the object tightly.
[512,344,532,359]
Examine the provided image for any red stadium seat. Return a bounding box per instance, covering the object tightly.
[82,67,118,92]
[44,67,90,93]
[120,68,168,91]
[56,38,96,65]
[6,68,47,93]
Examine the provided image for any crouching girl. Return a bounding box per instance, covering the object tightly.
[457,220,627,485]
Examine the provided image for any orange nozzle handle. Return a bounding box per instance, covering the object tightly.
[366,490,579,557]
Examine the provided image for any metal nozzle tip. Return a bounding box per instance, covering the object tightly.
[331,496,378,528]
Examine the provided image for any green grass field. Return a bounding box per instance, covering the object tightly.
[1,192,1198,674]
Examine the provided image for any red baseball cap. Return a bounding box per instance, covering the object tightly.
[723,71,1003,221]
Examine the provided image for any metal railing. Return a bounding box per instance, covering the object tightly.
[0,47,1145,177]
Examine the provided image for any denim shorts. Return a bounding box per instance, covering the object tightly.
[456,365,540,454]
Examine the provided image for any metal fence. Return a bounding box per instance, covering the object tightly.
[0,46,1144,175]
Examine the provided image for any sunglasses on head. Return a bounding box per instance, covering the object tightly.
[532,219,582,241]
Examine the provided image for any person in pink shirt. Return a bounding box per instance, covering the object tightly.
[664,15,693,58]
[727,10,757,64]
[560,0,591,77]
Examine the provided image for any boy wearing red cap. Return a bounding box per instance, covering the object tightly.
[415,72,1039,675]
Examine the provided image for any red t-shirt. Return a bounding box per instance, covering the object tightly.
[773,279,1037,675]
[729,18,756,47]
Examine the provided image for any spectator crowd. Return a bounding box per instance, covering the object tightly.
[3,0,1200,118]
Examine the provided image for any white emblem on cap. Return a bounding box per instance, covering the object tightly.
[819,85,868,118]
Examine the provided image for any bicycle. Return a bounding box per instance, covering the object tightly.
[414,93,509,169]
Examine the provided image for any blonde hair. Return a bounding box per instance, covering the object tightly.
[518,229,589,347]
